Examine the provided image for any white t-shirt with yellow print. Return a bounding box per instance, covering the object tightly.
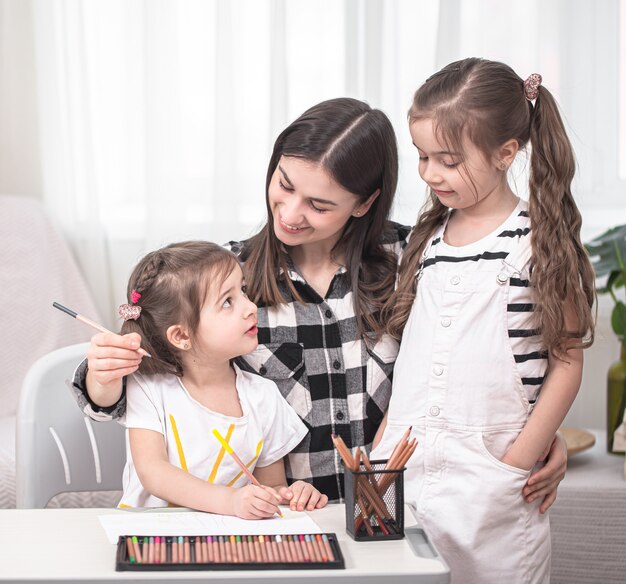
[119,363,308,509]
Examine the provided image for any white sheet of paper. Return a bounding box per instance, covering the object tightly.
[98,508,323,544]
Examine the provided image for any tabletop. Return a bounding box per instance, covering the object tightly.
[0,504,450,584]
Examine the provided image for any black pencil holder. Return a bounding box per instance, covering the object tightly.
[344,459,405,541]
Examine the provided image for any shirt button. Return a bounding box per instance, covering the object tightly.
[433,365,443,376]
[450,275,461,285]
[333,360,341,370]
[325,309,333,318]
[441,317,451,327]
[259,366,267,375]
[429,406,440,416]
[336,411,345,420]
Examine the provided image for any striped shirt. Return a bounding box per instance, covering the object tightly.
[421,200,547,405]
[71,221,411,502]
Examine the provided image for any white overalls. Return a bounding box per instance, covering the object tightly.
[372,211,551,583]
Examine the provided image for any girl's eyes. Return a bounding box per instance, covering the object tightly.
[418,156,459,169]
[222,286,248,308]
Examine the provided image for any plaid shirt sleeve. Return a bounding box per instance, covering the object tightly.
[233,221,411,502]
[70,358,128,421]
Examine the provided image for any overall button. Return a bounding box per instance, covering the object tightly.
[333,360,341,370]
[325,309,333,318]
[433,365,444,376]
[429,406,440,417]
[259,366,267,375]
[497,273,509,284]
[336,411,345,421]
[450,275,461,285]
[441,317,451,327]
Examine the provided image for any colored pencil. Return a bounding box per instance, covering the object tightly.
[165,536,172,563]
[126,537,136,563]
[52,301,152,357]
[315,534,327,562]
[322,534,335,562]
[212,428,283,517]
[212,535,220,563]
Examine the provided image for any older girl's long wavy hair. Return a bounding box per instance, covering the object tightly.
[239,97,399,340]
[386,58,595,357]
[121,241,239,376]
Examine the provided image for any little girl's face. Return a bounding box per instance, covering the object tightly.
[194,264,258,361]
[410,118,507,212]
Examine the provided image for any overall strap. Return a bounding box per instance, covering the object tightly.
[496,233,533,285]
[414,218,448,281]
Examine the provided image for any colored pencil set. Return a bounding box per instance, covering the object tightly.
[116,533,345,571]
[332,428,417,541]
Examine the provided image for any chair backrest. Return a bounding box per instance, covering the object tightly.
[15,343,126,508]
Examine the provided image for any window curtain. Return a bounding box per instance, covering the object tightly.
[32,0,439,325]
[32,0,622,326]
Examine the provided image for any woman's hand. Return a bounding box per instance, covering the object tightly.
[523,433,568,513]
[231,484,283,520]
[86,332,144,407]
[279,480,329,512]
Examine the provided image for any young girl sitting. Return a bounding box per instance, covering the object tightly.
[116,240,328,518]
[373,58,595,583]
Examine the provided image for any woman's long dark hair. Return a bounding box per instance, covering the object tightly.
[240,97,399,339]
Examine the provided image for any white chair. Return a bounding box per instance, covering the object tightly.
[16,343,126,508]
[0,194,104,507]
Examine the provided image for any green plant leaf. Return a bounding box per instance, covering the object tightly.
[597,270,624,294]
[611,301,626,339]
[585,224,626,278]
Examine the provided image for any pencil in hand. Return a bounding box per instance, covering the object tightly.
[52,301,152,358]
[212,428,284,518]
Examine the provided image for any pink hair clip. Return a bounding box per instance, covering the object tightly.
[523,73,542,101]
[119,288,142,321]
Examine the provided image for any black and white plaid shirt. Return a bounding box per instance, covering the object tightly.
[71,221,411,502]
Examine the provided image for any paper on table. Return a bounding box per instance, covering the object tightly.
[98,508,323,544]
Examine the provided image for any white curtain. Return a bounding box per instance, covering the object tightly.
[32,0,624,328]
[32,0,439,325]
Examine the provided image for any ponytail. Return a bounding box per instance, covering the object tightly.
[527,88,595,356]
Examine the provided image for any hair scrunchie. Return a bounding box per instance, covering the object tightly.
[523,73,542,101]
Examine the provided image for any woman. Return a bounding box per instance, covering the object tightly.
[72,98,567,506]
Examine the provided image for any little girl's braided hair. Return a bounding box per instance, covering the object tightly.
[121,241,239,376]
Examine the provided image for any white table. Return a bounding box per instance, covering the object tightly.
[0,504,449,583]
[550,430,626,584]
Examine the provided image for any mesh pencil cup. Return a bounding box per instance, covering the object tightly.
[344,459,405,541]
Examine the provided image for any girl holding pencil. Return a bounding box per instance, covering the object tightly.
[114,240,327,517]
[70,97,568,509]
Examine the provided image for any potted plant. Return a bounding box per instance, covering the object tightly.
[585,225,626,454]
